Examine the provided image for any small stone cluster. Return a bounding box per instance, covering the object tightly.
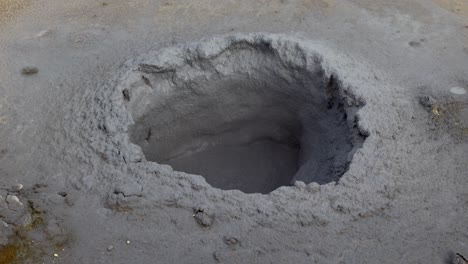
[0,184,31,246]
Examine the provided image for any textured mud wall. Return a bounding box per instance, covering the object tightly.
[111,37,367,193]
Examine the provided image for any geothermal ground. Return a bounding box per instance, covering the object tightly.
[0,0,468,263]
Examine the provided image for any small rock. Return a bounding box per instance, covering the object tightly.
[419,95,437,109]
[213,251,222,262]
[449,87,467,95]
[12,183,23,192]
[126,240,131,245]
[409,40,421,47]
[193,209,213,228]
[223,236,239,246]
[6,195,23,210]
[294,181,306,189]
[0,195,31,226]
[107,245,114,251]
[21,66,39,75]
[1,220,8,228]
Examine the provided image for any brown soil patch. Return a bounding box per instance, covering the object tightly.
[434,0,468,17]
[0,0,32,24]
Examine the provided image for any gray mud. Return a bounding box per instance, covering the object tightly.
[0,1,468,263]
[122,38,366,193]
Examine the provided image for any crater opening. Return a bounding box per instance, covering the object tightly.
[124,38,366,194]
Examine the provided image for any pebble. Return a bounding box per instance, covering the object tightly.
[1,220,8,228]
[12,183,23,192]
[294,181,306,189]
[450,86,467,95]
[126,240,131,245]
[107,245,114,251]
[193,211,213,227]
[223,237,239,246]
[419,95,437,109]
[6,195,23,209]
[21,66,39,75]
[213,251,221,262]
[408,40,421,47]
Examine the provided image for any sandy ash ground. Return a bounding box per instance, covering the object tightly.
[0,0,468,263]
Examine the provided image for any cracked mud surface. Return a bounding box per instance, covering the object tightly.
[0,0,467,263]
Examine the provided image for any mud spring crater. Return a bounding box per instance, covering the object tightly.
[112,36,367,194]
